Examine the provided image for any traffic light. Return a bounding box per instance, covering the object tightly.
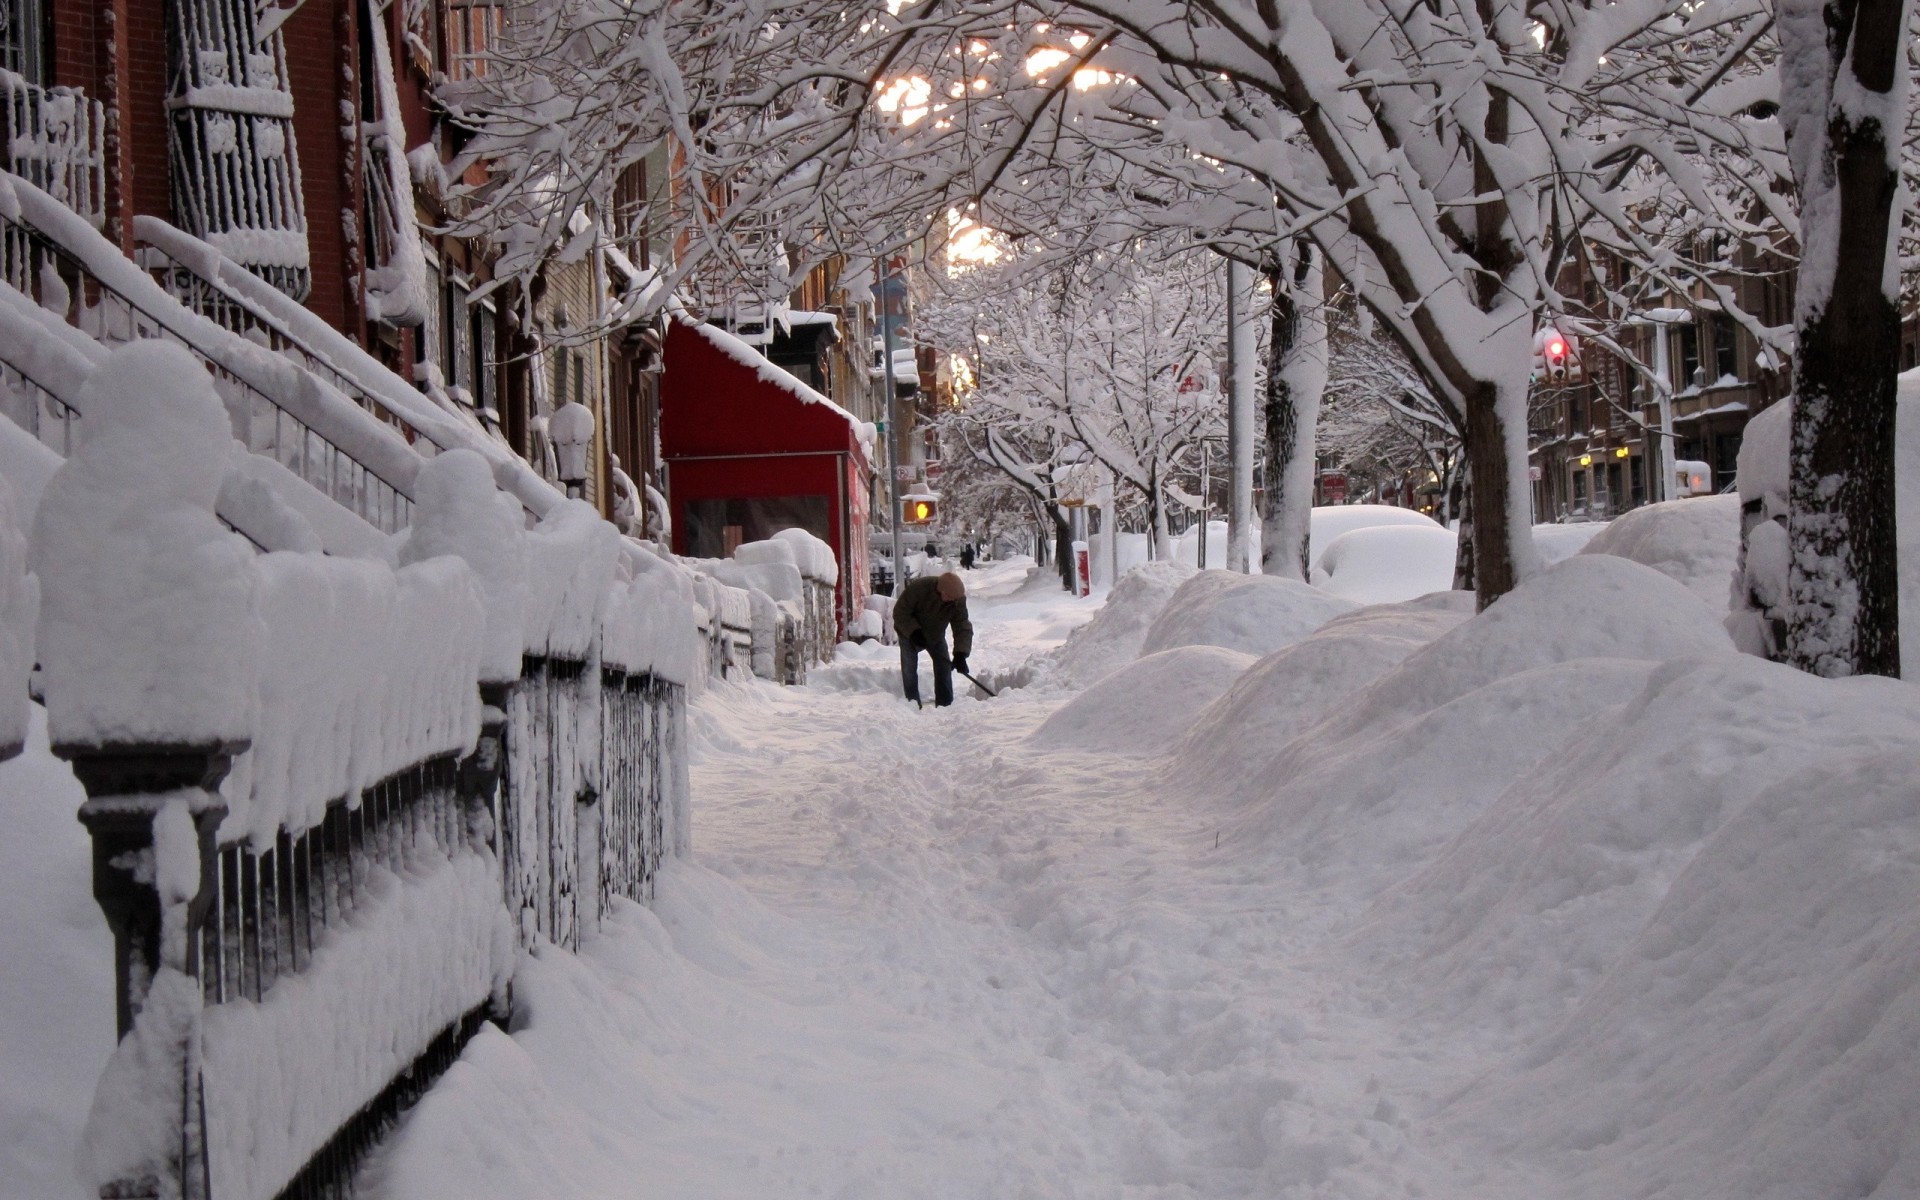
[1544,334,1569,379]
[1532,328,1581,383]
[905,497,936,524]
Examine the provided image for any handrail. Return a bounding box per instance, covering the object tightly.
[0,188,420,533]
[137,234,449,454]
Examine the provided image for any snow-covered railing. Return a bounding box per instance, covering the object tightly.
[0,174,422,532]
[30,346,701,1200]
[0,70,105,226]
[694,531,839,685]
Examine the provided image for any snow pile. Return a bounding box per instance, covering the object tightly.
[403,449,528,684]
[1173,591,1475,779]
[1531,521,1607,564]
[1325,554,1733,732]
[227,553,484,846]
[1341,657,1920,1199]
[1313,525,1458,604]
[1189,558,1736,923]
[521,500,624,661]
[770,527,837,584]
[600,551,700,685]
[1031,645,1254,756]
[1579,493,1739,611]
[1308,504,1441,567]
[1140,569,1356,658]
[0,707,113,1199]
[1043,561,1194,685]
[0,398,64,523]
[201,850,514,1200]
[31,341,262,747]
[0,473,37,757]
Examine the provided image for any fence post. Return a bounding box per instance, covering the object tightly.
[61,739,242,1200]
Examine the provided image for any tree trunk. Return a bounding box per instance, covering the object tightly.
[1225,258,1257,572]
[1461,380,1534,608]
[1260,248,1326,582]
[1054,510,1075,590]
[1781,0,1906,678]
[1450,461,1475,593]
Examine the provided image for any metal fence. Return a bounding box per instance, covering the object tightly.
[66,657,688,1200]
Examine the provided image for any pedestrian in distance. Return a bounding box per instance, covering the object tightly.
[959,543,975,570]
[893,571,972,707]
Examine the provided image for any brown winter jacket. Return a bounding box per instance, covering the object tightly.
[892,575,973,657]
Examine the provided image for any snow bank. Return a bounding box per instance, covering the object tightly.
[1173,592,1475,782]
[769,528,838,583]
[1320,554,1733,736]
[1530,521,1606,565]
[1313,525,1459,604]
[0,707,113,1199]
[1325,654,1920,1199]
[1579,494,1739,611]
[1178,559,1735,926]
[1043,561,1194,686]
[31,341,261,747]
[1031,646,1254,756]
[1428,731,1920,1200]
[1308,504,1441,567]
[200,850,514,1200]
[1140,570,1356,658]
[0,472,37,756]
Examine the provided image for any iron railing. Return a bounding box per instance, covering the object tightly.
[0,196,417,532]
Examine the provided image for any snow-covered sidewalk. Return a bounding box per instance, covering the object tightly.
[368,555,1920,1200]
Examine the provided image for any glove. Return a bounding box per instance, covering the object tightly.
[952,655,969,675]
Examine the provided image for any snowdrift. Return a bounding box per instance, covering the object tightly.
[1312,525,1459,604]
[1171,591,1474,782]
[1352,658,1920,1200]
[1043,561,1193,686]
[1177,558,1735,931]
[1031,645,1254,756]
[1530,521,1606,565]
[1578,493,1739,611]
[1140,570,1355,659]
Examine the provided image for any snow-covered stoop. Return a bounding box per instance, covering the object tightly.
[0,171,706,1199]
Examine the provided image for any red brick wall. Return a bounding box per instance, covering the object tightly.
[119,0,168,227]
[283,0,358,336]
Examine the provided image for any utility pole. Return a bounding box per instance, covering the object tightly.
[876,257,905,590]
[1225,257,1255,572]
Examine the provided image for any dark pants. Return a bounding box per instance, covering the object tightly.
[901,634,954,707]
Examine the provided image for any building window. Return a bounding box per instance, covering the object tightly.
[1711,314,1738,383]
[0,0,47,82]
[611,160,650,268]
[446,0,503,81]
[1677,324,1701,389]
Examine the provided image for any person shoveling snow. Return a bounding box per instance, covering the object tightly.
[893,571,973,707]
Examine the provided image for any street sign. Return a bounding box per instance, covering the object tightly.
[1528,465,1543,481]
[895,466,916,483]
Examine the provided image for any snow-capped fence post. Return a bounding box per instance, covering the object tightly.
[30,341,259,1200]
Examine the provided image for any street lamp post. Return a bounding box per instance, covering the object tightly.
[876,258,906,591]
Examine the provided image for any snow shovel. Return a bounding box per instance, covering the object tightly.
[957,667,998,698]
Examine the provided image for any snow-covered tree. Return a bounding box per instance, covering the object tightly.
[921,241,1226,562]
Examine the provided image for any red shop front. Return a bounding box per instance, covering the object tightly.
[660,318,872,634]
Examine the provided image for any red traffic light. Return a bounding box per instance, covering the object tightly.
[1546,337,1566,359]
